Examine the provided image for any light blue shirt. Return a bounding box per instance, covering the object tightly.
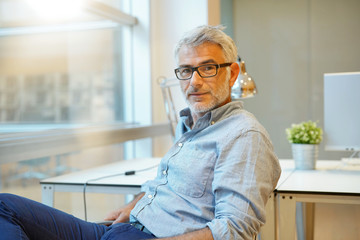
[130,101,281,239]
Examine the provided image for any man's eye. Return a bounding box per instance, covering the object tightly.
[180,68,192,74]
[201,65,215,72]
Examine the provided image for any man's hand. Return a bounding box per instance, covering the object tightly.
[104,192,145,224]
[104,205,133,224]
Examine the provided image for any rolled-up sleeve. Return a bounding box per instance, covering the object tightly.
[207,130,281,240]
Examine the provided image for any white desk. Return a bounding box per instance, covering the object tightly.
[40,157,161,207]
[276,160,360,240]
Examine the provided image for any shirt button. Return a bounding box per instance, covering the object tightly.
[178,142,183,147]
[162,170,167,175]
[211,121,215,125]
[147,194,153,199]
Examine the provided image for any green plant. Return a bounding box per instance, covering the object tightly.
[286,120,323,144]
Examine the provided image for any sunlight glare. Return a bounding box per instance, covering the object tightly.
[26,0,85,20]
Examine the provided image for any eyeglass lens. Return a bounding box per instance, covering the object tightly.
[176,64,217,80]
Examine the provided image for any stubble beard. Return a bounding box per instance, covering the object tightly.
[186,79,230,114]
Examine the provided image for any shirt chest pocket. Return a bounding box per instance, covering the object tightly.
[167,142,217,198]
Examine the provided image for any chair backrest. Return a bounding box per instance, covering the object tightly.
[158,77,187,138]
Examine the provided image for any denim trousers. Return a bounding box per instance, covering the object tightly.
[0,193,154,240]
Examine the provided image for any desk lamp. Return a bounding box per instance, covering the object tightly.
[231,56,257,100]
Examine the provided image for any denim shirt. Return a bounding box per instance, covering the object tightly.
[130,101,281,240]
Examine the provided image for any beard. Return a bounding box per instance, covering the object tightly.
[185,76,231,114]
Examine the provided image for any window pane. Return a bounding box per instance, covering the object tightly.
[0,0,133,203]
[0,27,126,123]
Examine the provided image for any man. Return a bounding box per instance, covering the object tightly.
[0,25,281,240]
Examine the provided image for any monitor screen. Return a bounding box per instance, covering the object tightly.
[324,72,360,152]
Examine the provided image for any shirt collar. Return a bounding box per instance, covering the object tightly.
[179,101,244,131]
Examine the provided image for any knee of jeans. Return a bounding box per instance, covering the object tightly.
[0,193,18,200]
[0,193,19,205]
[0,194,15,215]
[0,193,12,204]
[0,194,22,213]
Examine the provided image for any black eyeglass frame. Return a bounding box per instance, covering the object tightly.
[174,62,233,80]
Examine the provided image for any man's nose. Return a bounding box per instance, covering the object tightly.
[190,70,204,87]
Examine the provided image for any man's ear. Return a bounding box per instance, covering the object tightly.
[229,62,240,88]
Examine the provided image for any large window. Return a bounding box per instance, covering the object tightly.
[0,0,146,205]
[0,0,135,124]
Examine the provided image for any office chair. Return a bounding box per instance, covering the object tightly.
[158,77,187,138]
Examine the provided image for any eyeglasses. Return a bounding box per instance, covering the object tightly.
[174,63,232,80]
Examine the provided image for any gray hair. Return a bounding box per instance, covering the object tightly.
[174,25,238,63]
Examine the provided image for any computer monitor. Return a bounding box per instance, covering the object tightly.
[324,72,360,161]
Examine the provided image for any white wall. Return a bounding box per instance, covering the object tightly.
[232,0,360,160]
[230,2,360,238]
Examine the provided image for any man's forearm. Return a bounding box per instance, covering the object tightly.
[158,227,213,240]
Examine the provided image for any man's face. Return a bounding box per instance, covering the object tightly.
[177,42,238,118]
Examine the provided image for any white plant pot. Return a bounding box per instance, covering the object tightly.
[291,144,319,170]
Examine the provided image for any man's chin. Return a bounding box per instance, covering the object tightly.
[189,102,216,114]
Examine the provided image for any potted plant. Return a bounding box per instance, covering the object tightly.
[285,120,323,169]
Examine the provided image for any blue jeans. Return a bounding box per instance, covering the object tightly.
[0,193,154,240]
